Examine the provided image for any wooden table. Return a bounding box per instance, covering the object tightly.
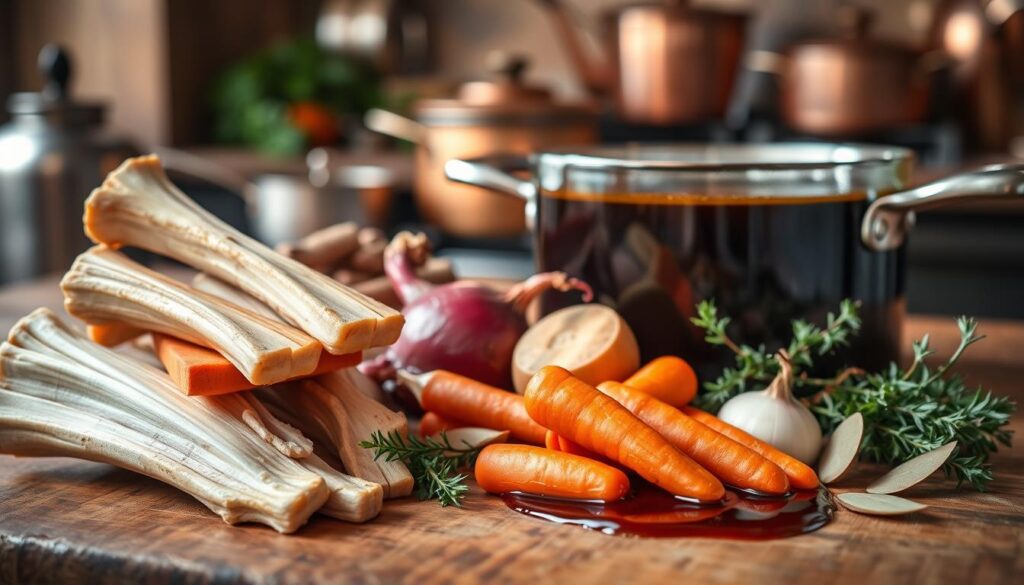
[1,275,1023,585]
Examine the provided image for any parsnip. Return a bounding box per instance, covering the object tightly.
[0,309,329,533]
[61,246,320,386]
[258,378,413,499]
[84,155,404,354]
[192,273,280,320]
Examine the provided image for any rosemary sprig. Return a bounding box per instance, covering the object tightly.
[690,299,861,411]
[359,430,482,507]
[692,301,1015,490]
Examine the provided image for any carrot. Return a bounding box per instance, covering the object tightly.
[153,334,360,396]
[399,370,547,445]
[418,412,462,437]
[544,429,560,450]
[598,381,790,495]
[682,406,819,489]
[524,366,724,502]
[623,356,698,407]
[557,434,595,458]
[475,444,630,502]
[87,323,145,347]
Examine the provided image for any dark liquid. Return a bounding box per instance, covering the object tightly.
[501,483,833,539]
[536,191,905,377]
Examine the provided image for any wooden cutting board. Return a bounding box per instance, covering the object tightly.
[1,276,1023,585]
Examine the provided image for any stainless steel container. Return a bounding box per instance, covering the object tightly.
[0,45,137,284]
[447,144,1024,372]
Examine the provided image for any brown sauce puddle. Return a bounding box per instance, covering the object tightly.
[500,483,834,540]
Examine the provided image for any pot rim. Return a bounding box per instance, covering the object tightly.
[531,142,915,172]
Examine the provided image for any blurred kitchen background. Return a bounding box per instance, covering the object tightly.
[0,0,1021,317]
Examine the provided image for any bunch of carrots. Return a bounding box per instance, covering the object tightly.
[408,356,819,504]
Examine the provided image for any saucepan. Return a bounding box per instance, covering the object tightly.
[445,144,1024,376]
[156,148,387,246]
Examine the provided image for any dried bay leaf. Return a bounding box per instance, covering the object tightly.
[837,492,928,516]
[867,441,957,494]
[818,412,863,484]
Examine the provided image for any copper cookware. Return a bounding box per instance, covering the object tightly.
[929,0,1024,150]
[366,54,597,237]
[539,0,747,125]
[749,7,940,136]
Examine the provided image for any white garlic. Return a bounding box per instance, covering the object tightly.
[716,350,823,464]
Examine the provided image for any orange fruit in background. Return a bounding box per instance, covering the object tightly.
[287,101,339,146]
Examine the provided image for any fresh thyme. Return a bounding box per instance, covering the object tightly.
[690,298,862,411]
[360,430,483,507]
[811,317,1015,490]
[691,300,1015,490]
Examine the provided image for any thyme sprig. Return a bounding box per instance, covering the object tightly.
[811,317,1015,490]
[691,302,1015,490]
[690,299,861,411]
[360,430,483,507]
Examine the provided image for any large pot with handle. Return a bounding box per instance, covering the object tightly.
[538,0,747,125]
[446,144,1024,376]
[747,6,943,136]
[366,53,597,237]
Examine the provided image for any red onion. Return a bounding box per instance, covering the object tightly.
[361,232,592,389]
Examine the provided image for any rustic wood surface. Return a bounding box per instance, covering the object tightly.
[1,275,1022,585]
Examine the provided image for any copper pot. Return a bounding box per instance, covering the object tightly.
[749,7,939,136]
[366,54,597,237]
[539,0,747,125]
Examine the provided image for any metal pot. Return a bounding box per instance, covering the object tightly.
[445,144,1023,374]
[538,0,747,125]
[748,7,940,136]
[366,53,597,237]
[155,148,379,247]
[0,45,138,284]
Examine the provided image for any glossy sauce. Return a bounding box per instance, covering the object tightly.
[536,189,905,378]
[500,482,834,540]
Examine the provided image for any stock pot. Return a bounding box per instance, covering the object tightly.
[446,144,1024,375]
[366,53,597,237]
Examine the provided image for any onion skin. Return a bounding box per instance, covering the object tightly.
[363,232,592,390]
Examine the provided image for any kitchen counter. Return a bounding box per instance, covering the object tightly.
[1,274,1022,585]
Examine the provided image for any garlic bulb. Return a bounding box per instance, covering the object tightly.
[716,350,823,464]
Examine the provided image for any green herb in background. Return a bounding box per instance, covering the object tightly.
[210,37,384,155]
[691,300,1015,490]
[360,430,483,507]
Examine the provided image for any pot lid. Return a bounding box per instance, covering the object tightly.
[6,44,106,126]
[789,6,919,58]
[414,51,596,126]
[533,143,914,172]
[609,0,746,22]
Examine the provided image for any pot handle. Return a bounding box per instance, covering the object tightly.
[862,163,1024,251]
[444,154,537,201]
[445,154,538,230]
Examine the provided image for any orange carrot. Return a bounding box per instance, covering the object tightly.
[87,323,145,347]
[475,444,630,502]
[153,334,360,396]
[682,406,819,489]
[544,429,560,450]
[400,370,547,445]
[623,356,698,407]
[418,412,462,437]
[556,434,595,458]
[524,366,724,502]
[598,381,790,495]
[546,430,619,467]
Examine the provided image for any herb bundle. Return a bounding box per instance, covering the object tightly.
[360,430,482,507]
[691,300,1015,490]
